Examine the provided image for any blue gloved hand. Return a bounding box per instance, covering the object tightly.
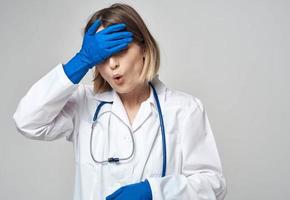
[106,179,152,200]
[63,19,133,84]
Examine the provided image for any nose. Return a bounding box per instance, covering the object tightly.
[108,56,120,70]
[110,64,119,70]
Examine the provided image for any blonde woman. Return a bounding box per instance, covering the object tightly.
[13,3,227,200]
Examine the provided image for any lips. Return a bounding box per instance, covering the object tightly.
[112,74,124,84]
[112,74,123,79]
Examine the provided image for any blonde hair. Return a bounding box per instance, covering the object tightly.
[82,3,160,93]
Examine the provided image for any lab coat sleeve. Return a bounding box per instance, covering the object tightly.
[147,97,227,200]
[12,63,80,142]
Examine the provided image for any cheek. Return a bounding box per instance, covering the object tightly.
[97,67,109,80]
[132,58,144,75]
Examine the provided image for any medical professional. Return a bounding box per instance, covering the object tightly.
[13,3,227,200]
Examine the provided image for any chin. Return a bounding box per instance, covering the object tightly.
[113,84,138,94]
[111,85,130,94]
[110,79,143,94]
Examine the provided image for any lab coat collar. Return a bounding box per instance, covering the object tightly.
[93,75,167,131]
[130,85,154,132]
[150,74,167,109]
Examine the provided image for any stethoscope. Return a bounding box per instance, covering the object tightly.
[90,82,167,177]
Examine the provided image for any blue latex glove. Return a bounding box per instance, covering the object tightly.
[63,19,133,84]
[106,179,152,200]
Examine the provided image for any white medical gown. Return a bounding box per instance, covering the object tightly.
[13,63,227,200]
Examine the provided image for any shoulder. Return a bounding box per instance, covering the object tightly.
[67,83,97,109]
[152,76,204,112]
[73,83,113,105]
[164,86,204,113]
[72,83,99,101]
[77,83,95,97]
[70,83,106,119]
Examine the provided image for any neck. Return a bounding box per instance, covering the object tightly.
[118,82,151,108]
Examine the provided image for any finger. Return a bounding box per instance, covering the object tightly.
[105,31,133,41]
[105,37,133,49]
[99,23,126,35]
[106,187,124,200]
[107,43,129,55]
[86,19,101,35]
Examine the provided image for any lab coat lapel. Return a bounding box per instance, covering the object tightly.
[133,75,167,132]
[111,91,132,129]
[151,74,167,111]
[93,88,148,129]
[92,74,167,129]
[92,90,113,122]
[131,87,154,132]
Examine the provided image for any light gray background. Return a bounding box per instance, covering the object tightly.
[1,0,289,199]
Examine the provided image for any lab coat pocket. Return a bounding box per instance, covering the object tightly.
[107,162,134,182]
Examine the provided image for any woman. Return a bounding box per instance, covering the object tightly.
[13,3,227,200]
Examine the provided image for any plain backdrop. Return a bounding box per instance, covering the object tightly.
[1,0,290,199]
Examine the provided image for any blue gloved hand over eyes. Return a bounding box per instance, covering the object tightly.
[63,19,133,84]
[106,179,152,200]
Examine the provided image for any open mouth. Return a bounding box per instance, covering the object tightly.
[112,74,124,84]
[113,74,123,79]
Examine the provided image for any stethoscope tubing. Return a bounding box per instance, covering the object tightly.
[90,82,167,177]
